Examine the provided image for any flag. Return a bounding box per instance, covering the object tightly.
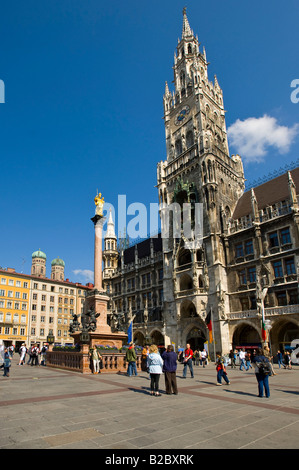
[261,320,267,341]
[127,321,133,344]
[205,310,213,343]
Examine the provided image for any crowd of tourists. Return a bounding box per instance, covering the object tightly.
[0,340,295,399]
[0,343,48,376]
[123,341,296,399]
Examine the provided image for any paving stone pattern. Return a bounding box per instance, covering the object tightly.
[0,357,298,449]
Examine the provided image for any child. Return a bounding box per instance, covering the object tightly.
[216,354,230,386]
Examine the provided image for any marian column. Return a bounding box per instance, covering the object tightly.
[70,191,128,361]
[92,192,105,290]
[87,192,111,334]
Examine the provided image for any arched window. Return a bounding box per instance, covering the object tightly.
[178,249,191,266]
[186,130,194,148]
[180,71,185,88]
[175,139,182,157]
[179,274,193,291]
[188,44,192,54]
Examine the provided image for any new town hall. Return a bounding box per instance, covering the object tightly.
[102,10,299,356]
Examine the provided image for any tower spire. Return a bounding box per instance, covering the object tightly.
[106,208,116,239]
[182,7,193,38]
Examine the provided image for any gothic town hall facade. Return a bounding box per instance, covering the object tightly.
[103,10,299,357]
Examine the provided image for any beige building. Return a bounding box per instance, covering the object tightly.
[0,250,93,348]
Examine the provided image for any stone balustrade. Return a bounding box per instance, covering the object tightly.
[46,349,142,374]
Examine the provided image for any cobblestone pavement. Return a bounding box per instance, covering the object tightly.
[0,356,298,451]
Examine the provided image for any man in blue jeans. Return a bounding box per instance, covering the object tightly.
[183,343,194,378]
[125,343,138,377]
[239,348,248,371]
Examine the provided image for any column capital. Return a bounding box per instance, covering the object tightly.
[91,214,105,226]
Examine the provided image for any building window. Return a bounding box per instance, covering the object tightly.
[244,239,254,255]
[289,289,298,305]
[276,291,287,306]
[273,260,283,278]
[238,269,246,285]
[280,227,291,245]
[248,267,256,283]
[269,231,279,248]
[285,258,296,276]
[235,243,244,258]
[175,139,182,156]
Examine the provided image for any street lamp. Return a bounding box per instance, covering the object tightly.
[46,333,55,345]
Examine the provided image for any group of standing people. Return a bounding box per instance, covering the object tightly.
[0,342,48,377]
[18,343,48,366]
[128,342,178,396]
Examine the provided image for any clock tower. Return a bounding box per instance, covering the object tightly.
[157,8,245,355]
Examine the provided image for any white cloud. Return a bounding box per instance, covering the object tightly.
[227,115,299,163]
[73,269,94,283]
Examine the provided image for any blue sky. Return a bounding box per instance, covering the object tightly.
[0,0,298,283]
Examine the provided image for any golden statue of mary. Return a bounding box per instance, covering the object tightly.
[94,192,104,216]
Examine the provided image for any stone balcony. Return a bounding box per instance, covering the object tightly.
[227,304,299,321]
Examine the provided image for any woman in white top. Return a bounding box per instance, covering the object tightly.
[18,344,27,365]
[147,344,163,396]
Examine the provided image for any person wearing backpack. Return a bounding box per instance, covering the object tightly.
[252,347,271,398]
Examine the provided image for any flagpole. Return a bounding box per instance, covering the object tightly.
[211,307,216,362]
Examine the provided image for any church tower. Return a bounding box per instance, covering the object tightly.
[157,9,245,355]
[31,249,47,278]
[103,209,118,295]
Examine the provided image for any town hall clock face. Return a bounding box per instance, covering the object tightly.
[175,105,190,125]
